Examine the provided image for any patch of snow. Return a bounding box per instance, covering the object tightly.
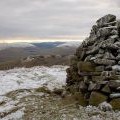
[110,93,120,99]
[1,108,24,120]
[112,65,120,70]
[0,65,68,119]
[22,56,34,62]
[57,41,81,48]
[110,35,119,39]
[99,102,112,111]
[90,57,96,60]
[10,42,35,48]
[0,65,68,95]
[0,100,18,113]
[0,42,35,51]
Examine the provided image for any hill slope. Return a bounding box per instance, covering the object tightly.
[0,66,119,120]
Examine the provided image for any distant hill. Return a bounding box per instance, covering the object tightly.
[32,42,65,49]
[0,41,81,62]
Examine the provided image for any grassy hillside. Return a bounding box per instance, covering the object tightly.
[0,55,73,70]
[0,45,77,63]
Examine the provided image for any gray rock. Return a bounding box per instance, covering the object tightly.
[100,42,118,50]
[108,80,120,88]
[117,87,120,90]
[94,59,115,65]
[92,76,103,82]
[102,21,116,27]
[89,54,104,61]
[84,76,90,84]
[114,42,120,47]
[88,82,101,91]
[103,26,117,29]
[106,38,116,44]
[105,66,112,71]
[97,27,111,37]
[101,71,116,80]
[111,29,118,35]
[95,54,104,59]
[110,35,119,39]
[115,75,120,80]
[84,55,92,62]
[86,45,99,55]
[118,61,120,65]
[117,20,120,36]
[110,93,120,99]
[88,82,96,91]
[89,25,98,38]
[99,102,112,111]
[98,49,105,54]
[86,38,97,46]
[101,84,111,94]
[98,81,109,85]
[95,66,105,72]
[115,71,120,75]
[96,14,116,27]
[117,49,120,53]
[112,65,120,71]
[79,81,87,92]
[92,25,99,33]
[78,72,101,76]
[103,52,115,60]
[116,55,120,61]
[77,61,95,73]
[80,51,86,60]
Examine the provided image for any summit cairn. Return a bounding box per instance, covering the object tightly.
[66,14,120,110]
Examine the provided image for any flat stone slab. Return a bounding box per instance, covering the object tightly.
[89,92,107,106]
[110,93,120,99]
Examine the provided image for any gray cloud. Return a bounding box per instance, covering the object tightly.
[0,0,119,40]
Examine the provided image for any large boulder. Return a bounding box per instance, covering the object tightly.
[89,92,107,106]
[77,61,95,72]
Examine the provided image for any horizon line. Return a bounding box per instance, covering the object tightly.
[0,36,86,43]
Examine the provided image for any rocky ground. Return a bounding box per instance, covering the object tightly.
[0,88,120,120]
[0,65,120,120]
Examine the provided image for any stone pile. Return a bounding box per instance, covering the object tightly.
[66,14,120,110]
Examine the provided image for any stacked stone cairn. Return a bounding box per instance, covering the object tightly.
[66,14,120,110]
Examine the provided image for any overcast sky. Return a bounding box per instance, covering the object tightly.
[0,0,120,41]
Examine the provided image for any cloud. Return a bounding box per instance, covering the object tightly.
[0,0,119,40]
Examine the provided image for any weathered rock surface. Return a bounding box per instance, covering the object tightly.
[110,98,120,110]
[89,92,107,106]
[96,14,116,27]
[66,14,120,110]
